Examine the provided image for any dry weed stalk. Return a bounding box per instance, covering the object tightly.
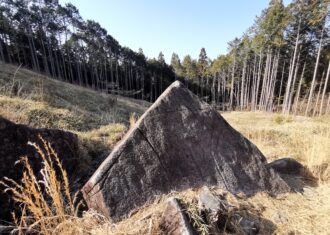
[0,135,80,235]
[129,112,137,129]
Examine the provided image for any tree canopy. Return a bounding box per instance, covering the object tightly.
[0,0,329,115]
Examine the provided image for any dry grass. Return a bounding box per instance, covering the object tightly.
[0,95,87,130]
[77,124,127,176]
[0,136,119,235]
[247,185,330,235]
[90,199,166,235]
[0,136,78,234]
[79,124,127,148]
[222,111,330,181]
[129,113,137,129]
[219,111,330,234]
[0,63,149,131]
[87,190,200,235]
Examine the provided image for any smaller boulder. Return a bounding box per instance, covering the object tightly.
[198,187,229,233]
[234,215,260,235]
[160,197,197,235]
[198,187,223,212]
[197,187,260,235]
[267,158,304,175]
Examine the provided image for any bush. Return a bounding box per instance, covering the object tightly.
[273,115,293,124]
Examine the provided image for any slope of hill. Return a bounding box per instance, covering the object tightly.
[0,63,150,131]
[0,62,150,179]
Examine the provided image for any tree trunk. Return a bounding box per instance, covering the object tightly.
[283,18,301,114]
[240,55,247,110]
[326,94,330,114]
[229,55,236,110]
[293,62,306,115]
[319,60,330,116]
[255,51,263,111]
[287,51,301,113]
[313,71,325,116]
[277,61,286,111]
[305,25,324,116]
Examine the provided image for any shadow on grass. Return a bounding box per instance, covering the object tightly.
[271,163,319,197]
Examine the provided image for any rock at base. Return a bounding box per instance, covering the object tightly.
[267,158,304,175]
[198,187,260,235]
[198,187,223,213]
[160,197,197,235]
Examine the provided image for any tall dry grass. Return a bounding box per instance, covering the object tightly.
[0,136,83,234]
[222,112,330,181]
[129,112,137,129]
[0,135,127,235]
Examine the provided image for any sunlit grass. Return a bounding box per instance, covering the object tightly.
[222,111,330,181]
[0,136,78,234]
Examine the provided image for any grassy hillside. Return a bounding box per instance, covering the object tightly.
[0,63,150,179]
[0,63,149,131]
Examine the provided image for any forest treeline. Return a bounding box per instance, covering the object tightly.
[0,0,175,102]
[0,0,330,116]
[172,0,330,116]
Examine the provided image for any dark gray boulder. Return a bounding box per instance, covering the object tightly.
[267,158,304,175]
[82,81,289,222]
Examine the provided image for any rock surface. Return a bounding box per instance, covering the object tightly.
[236,216,260,235]
[267,157,304,175]
[198,187,227,233]
[0,117,79,222]
[160,197,197,235]
[198,187,223,213]
[0,225,15,234]
[198,187,260,235]
[82,81,290,221]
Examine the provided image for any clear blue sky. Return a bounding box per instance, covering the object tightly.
[59,0,291,63]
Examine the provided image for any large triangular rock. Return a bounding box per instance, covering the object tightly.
[82,81,289,221]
